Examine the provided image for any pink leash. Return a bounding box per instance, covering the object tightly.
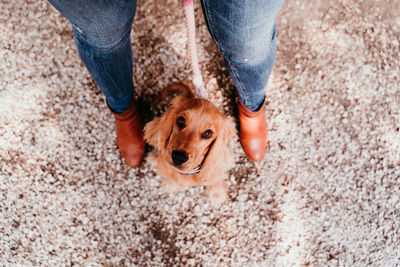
[183,0,208,99]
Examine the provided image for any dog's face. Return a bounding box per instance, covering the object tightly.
[144,96,235,178]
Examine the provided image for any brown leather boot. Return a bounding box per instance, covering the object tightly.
[237,98,269,161]
[112,102,145,167]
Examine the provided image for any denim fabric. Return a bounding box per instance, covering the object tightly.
[48,0,284,112]
[48,0,137,113]
[201,0,285,111]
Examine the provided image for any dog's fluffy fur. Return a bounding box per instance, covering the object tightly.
[144,82,236,203]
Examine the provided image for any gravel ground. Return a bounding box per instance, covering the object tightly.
[1,0,400,266]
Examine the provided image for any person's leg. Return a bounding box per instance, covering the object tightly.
[48,0,145,167]
[48,0,137,113]
[201,0,285,161]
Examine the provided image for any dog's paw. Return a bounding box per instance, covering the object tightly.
[207,184,227,204]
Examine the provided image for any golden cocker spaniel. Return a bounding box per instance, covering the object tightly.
[144,82,236,203]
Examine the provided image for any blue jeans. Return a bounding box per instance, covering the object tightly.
[48,0,285,113]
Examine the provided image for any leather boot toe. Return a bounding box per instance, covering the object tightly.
[112,102,145,167]
[237,98,269,162]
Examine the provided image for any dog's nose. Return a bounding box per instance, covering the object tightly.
[172,150,189,166]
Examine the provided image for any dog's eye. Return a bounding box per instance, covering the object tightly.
[177,116,185,129]
[202,130,213,139]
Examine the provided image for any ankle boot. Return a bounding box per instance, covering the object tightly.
[237,98,268,161]
[112,102,145,167]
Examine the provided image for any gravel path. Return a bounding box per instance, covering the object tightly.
[1,0,399,266]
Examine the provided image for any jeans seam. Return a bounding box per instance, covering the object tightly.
[226,58,249,105]
[201,0,222,52]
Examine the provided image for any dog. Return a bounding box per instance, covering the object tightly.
[144,82,236,203]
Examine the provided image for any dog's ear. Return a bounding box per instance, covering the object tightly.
[144,96,187,149]
[219,115,236,144]
[202,115,236,173]
[144,116,163,148]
